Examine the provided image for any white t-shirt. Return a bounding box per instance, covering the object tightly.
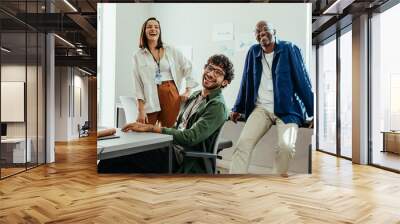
[158,56,174,81]
[255,51,274,112]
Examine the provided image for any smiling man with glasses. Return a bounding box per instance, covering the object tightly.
[98,54,234,173]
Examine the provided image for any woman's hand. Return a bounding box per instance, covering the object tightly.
[136,110,148,124]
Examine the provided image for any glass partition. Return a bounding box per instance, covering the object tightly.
[1,31,28,177]
[371,4,400,171]
[0,1,46,179]
[317,37,337,155]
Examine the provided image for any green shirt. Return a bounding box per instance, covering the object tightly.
[161,88,228,173]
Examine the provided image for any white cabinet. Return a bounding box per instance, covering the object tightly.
[1,138,32,163]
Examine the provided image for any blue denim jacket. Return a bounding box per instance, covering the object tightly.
[232,40,314,125]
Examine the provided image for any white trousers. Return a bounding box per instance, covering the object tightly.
[229,107,298,174]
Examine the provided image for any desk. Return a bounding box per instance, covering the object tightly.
[97,129,174,173]
[1,138,31,164]
[382,131,400,154]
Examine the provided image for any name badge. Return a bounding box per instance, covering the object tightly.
[155,69,162,85]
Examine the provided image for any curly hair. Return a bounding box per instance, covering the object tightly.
[206,54,234,88]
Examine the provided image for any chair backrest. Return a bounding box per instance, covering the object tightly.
[208,122,226,154]
[200,125,223,154]
[82,121,90,129]
[119,96,138,124]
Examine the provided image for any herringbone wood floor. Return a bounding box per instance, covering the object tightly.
[1,137,400,224]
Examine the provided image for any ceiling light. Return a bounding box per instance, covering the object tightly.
[323,0,343,14]
[1,47,11,53]
[76,48,85,55]
[322,0,354,15]
[63,0,78,12]
[54,34,75,48]
[78,67,92,76]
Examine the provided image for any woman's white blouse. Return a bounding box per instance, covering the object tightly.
[158,57,173,81]
[132,45,198,113]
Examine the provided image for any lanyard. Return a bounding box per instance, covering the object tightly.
[262,52,273,72]
[150,49,162,84]
[150,48,161,72]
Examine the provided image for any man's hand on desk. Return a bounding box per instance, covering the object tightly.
[122,122,162,133]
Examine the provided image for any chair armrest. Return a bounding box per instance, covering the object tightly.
[237,116,246,122]
[184,151,217,159]
[217,139,233,154]
[217,139,233,150]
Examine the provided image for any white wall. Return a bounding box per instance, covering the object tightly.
[99,3,312,123]
[55,67,68,141]
[72,74,89,137]
[98,3,117,128]
[115,4,149,103]
[55,67,89,141]
[152,3,311,108]
[1,65,36,137]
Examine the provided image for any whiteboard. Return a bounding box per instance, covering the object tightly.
[1,82,25,122]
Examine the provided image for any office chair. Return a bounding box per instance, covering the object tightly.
[183,122,233,174]
[119,96,138,124]
[78,121,90,138]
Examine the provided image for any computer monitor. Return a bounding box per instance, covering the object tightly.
[1,123,7,137]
